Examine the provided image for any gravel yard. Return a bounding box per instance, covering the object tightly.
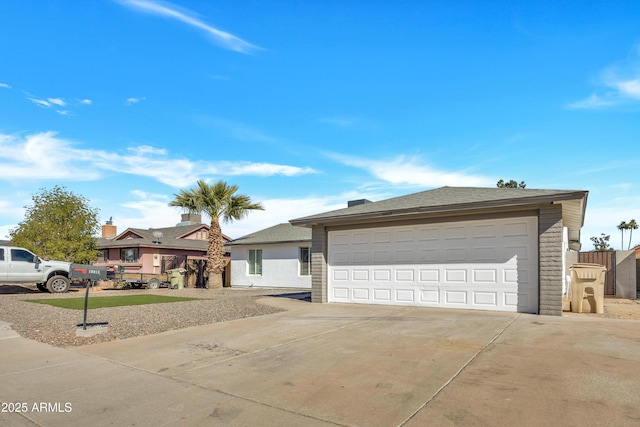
[0,284,309,347]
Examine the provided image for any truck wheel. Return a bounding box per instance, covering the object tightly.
[46,275,70,293]
[36,283,47,292]
[146,278,160,289]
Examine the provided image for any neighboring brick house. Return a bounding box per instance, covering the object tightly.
[95,214,232,286]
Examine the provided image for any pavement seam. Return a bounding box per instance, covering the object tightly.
[396,313,521,427]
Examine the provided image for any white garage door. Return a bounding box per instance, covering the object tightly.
[328,217,539,313]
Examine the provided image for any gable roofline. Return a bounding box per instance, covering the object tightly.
[97,221,237,251]
[226,223,311,247]
[290,186,588,227]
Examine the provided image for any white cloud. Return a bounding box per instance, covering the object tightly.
[28,97,51,108]
[25,94,86,113]
[568,45,640,109]
[222,162,318,177]
[128,145,167,155]
[566,93,616,109]
[48,98,66,106]
[0,132,318,187]
[0,83,11,89]
[80,99,93,105]
[0,132,100,180]
[117,0,261,54]
[125,97,144,105]
[329,153,494,188]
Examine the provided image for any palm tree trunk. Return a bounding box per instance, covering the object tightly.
[207,217,225,289]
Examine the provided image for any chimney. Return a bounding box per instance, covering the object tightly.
[180,213,202,225]
[102,217,117,238]
[348,199,372,207]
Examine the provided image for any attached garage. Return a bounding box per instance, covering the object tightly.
[290,186,588,316]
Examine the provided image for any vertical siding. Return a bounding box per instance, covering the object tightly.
[538,204,564,315]
[578,251,615,295]
[311,225,328,303]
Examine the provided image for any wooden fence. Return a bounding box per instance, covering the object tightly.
[577,251,615,295]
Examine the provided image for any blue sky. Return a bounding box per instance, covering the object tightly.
[1,0,639,250]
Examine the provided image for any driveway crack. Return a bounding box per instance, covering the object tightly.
[397,313,520,427]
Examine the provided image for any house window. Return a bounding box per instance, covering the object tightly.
[248,249,262,275]
[97,249,108,263]
[299,247,311,276]
[121,248,139,263]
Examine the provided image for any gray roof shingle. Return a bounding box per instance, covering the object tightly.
[290,186,588,225]
[96,224,214,251]
[226,223,311,246]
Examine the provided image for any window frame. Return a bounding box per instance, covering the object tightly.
[299,246,311,276]
[248,249,262,275]
[120,248,139,263]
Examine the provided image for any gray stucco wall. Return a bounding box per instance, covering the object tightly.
[311,225,328,303]
[538,204,564,315]
[615,250,637,299]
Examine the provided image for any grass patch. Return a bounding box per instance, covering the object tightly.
[26,295,202,310]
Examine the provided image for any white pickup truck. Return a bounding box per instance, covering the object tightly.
[0,246,71,293]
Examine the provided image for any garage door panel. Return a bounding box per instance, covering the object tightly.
[352,251,369,263]
[373,288,391,301]
[396,250,414,263]
[419,249,439,263]
[473,224,497,239]
[473,269,497,283]
[445,269,467,283]
[395,269,414,281]
[473,246,497,261]
[333,287,349,300]
[352,288,370,300]
[373,269,391,281]
[419,269,440,282]
[353,269,369,281]
[474,291,498,306]
[352,232,369,244]
[372,251,391,263]
[328,217,538,313]
[445,290,467,304]
[504,221,530,237]
[333,269,349,281]
[444,247,466,262]
[396,289,415,302]
[420,289,440,303]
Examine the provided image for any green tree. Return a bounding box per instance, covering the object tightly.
[169,180,264,288]
[590,234,612,251]
[627,219,638,250]
[497,179,526,188]
[9,186,100,263]
[617,220,628,250]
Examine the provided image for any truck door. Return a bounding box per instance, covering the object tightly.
[8,248,42,282]
[0,248,7,280]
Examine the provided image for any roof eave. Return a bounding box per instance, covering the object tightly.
[291,192,589,227]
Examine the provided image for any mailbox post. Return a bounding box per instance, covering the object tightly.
[69,264,108,330]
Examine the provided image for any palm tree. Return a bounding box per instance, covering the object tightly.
[627,219,638,250]
[617,220,628,250]
[170,180,264,288]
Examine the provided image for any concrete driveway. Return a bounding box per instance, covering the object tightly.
[2,296,640,426]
